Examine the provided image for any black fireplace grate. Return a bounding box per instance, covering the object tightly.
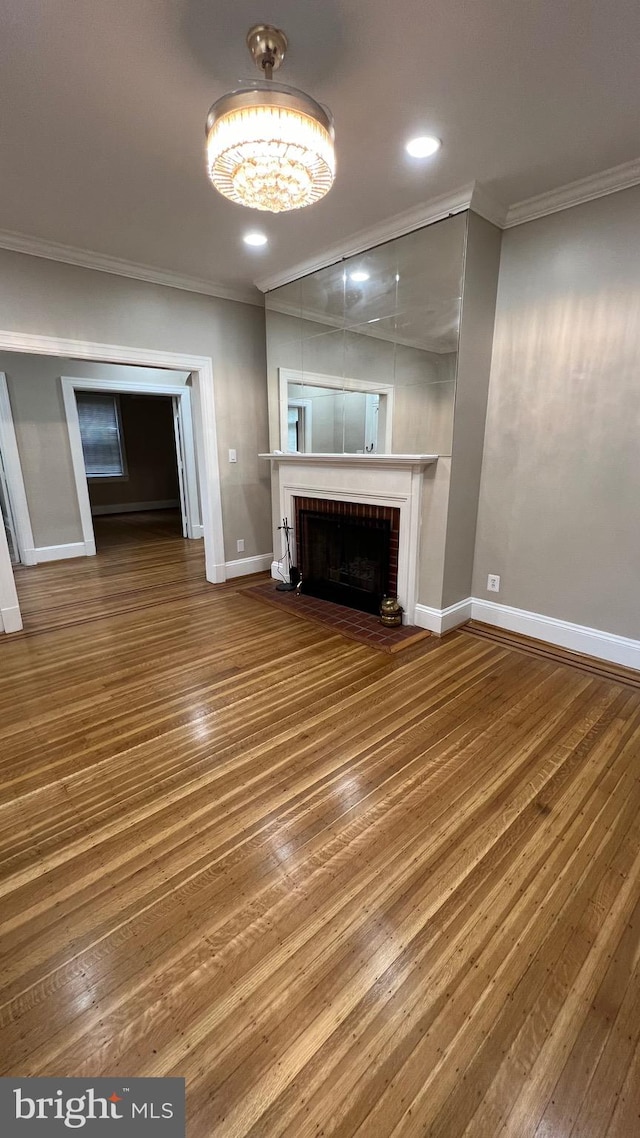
[298,509,391,615]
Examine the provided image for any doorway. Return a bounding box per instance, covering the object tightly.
[78,390,188,552]
[0,332,225,635]
[63,375,200,557]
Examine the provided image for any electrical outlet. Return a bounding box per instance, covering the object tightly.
[228,448,237,462]
[237,538,245,553]
[487,573,500,593]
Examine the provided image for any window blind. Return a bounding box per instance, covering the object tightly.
[76,393,125,477]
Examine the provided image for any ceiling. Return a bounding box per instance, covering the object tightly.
[0,0,638,302]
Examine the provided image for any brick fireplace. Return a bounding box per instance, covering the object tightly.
[294,496,400,614]
[263,453,437,625]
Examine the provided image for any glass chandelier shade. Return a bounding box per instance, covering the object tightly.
[206,84,336,213]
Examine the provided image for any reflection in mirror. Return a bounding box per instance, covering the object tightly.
[280,371,392,454]
[265,211,466,456]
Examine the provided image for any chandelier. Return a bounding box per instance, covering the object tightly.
[205,25,336,213]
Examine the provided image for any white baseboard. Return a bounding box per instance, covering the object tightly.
[226,553,273,579]
[471,598,640,672]
[0,604,23,633]
[414,598,473,635]
[90,499,180,515]
[192,524,204,539]
[34,542,91,563]
[413,595,640,671]
[206,562,227,584]
[271,559,292,584]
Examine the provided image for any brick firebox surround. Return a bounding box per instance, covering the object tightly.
[293,496,400,600]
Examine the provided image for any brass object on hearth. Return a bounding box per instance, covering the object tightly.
[380,595,403,627]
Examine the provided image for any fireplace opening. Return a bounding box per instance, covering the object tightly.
[295,498,400,616]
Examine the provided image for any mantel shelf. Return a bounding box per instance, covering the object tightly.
[259,453,438,469]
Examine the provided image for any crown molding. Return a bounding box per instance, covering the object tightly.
[0,229,262,307]
[504,157,640,228]
[469,183,508,229]
[257,158,640,294]
[4,159,636,306]
[256,181,506,293]
[255,183,481,293]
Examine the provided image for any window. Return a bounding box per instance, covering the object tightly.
[76,392,126,478]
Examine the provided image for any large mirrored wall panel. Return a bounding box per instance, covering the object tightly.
[265,212,466,455]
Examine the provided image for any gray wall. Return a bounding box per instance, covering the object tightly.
[473,185,640,639]
[417,213,502,611]
[442,213,502,607]
[0,249,271,561]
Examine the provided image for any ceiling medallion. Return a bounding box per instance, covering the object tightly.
[205,24,336,213]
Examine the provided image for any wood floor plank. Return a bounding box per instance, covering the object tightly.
[297,710,640,1138]
[604,1036,640,1136]
[1,512,640,1136]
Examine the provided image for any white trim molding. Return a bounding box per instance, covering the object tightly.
[505,157,640,228]
[61,375,201,556]
[414,599,473,635]
[0,228,261,307]
[91,499,180,516]
[0,603,22,634]
[257,182,506,292]
[278,368,395,456]
[414,595,640,672]
[258,159,640,294]
[34,542,90,563]
[471,599,640,672]
[226,553,273,579]
[2,159,638,315]
[0,373,36,564]
[256,183,478,293]
[261,453,437,468]
[469,183,508,229]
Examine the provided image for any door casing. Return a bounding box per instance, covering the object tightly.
[61,376,200,554]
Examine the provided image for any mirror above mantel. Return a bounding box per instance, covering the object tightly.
[265,211,466,457]
[281,369,394,455]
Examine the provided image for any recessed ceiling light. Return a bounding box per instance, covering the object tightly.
[405,135,441,158]
[243,231,268,247]
[349,271,370,283]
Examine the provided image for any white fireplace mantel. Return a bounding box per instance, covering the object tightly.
[260,453,438,470]
[265,453,437,622]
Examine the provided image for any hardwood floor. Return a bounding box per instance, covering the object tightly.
[1,519,640,1136]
